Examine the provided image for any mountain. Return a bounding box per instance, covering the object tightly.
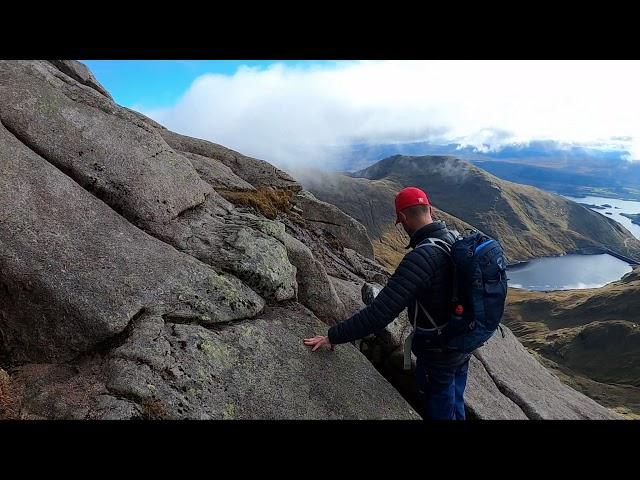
[504,268,640,417]
[470,160,640,201]
[331,141,640,200]
[301,155,640,268]
[291,167,476,269]
[0,60,618,419]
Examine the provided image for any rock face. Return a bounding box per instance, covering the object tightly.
[277,233,346,324]
[0,60,621,420]
[182,151,255,191]
[14,305,418,420]
[472,327,618,419]
[48,60,113,99]
[0,60,297,304]
[0,60,416,419]
[4,305,422,420]
[0,120,264,363]
[292,191,376,260]
[465,357,528,420]
[105,304,418,420]
[158,129,301,191]
[0,61,209,230]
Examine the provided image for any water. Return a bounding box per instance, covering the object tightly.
[507,253,633,291]
[563,195,640,240]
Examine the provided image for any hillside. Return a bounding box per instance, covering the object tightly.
[0,60,619,420]
[504,268,640,417]
[302,155,640,268]
[472,159,640,201]
[294,168,475,269]
[332,140,640,201]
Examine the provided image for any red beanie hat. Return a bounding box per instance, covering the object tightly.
[395,187,430,224]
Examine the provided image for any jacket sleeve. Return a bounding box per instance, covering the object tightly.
[327,248,437,345]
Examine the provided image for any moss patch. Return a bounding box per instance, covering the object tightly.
[141,397,172,420]
[218,187,294,219]
[222,402,236,419]
[198,339,235,369]
[0,368,18,419]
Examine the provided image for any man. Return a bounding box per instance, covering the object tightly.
[303,186,472,420]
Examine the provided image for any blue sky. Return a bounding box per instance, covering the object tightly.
[82,60,335,110]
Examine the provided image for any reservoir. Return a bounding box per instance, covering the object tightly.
[563,195,640,240]
[507,253,634,291]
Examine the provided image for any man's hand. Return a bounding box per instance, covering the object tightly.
[303,335,336,352]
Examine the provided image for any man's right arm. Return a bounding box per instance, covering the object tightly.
[327,248,438,345]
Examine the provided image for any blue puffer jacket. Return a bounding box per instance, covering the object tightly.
[328,220,468,363]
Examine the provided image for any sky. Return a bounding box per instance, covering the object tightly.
[83,60,640,170]
[83,60,333,110]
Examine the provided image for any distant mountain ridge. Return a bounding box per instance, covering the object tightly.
[329,141,640,201]
[302,154,640,268]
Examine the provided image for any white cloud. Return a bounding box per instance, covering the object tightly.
[140,60,640,169]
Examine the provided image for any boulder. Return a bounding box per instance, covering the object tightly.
[329,276,365,319]
[181,151,255,191]
[276,233,345,324]
[153,203,298,302]
[292,191,375,260]
[361,282,382,306]
[343,248,388,284]
[48,60,113,99]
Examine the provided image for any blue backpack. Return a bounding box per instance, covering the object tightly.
[403,230,508,369]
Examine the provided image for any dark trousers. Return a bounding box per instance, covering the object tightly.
[415,354,470,420]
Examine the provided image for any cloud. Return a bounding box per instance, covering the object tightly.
[140,60,640,169]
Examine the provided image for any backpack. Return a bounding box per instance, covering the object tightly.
[403,230,508,370]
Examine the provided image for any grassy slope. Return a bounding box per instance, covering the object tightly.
[301,156,640,268]
[298,168,475,269]
[351,155,640,264]
[533,353,640,419]
[503,268,640,415]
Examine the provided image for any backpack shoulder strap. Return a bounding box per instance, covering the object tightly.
[415,237,452,256]
[403,237,456,370]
